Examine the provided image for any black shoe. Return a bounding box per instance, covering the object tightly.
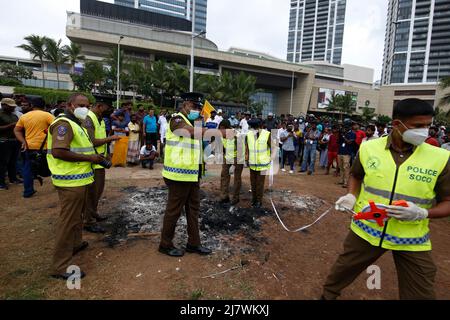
[0,185,8,191]
[149,166,154,170]
[73,241,89,256]
[219,198,230,204]
[307,171,312,176]
[158,246,184,257]
[83,225,106,234]
[95,216,108,222]
[185,244,212,256]
[51,270,86,281]
[10,178,23,184]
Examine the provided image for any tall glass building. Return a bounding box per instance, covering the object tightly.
[286,0,347,64]
[115,0,207,34]
[382,0,450,84]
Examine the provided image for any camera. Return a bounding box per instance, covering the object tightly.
[98,157,112,169]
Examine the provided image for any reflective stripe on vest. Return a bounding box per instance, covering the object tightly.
[247,130,271,171]
[162,113,201,182]
[47,116,95,187]
[351,136,449,252]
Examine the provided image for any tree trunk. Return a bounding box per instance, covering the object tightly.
[41,60,45,89]
[56,66,60,90]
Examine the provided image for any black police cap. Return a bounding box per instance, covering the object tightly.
[180,92,204,108]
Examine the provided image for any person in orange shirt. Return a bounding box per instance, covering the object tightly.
[14,97,54,198]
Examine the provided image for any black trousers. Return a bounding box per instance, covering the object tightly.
[0,140,19,186]
[145,133,159,152]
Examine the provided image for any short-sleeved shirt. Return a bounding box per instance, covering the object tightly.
[0,110,18,141]
[143,115,158,133]
[140,145,156,156]
[49,120,74,150]
[280,131,295,151]
[339,131,356,155]
[351,135,450,202]
[16,110,54,149]
[128,122,140,142]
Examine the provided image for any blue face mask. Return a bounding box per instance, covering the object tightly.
[188,110,200,121]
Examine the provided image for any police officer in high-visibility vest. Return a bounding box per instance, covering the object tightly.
[47,93,106,280]
[159,92,233,257]
[82,101,120,234]
[218,119,245,206]
[323,99,450,300]
[246,118,272,208]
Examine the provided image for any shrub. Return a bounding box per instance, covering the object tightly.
[13,87,95,105]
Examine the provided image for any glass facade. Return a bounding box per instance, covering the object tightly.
[115,0,207,34]
[286,0,346,64]
[382,0,450,84]
[250,92,277,116]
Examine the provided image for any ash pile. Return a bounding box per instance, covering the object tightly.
[103,187,326,254]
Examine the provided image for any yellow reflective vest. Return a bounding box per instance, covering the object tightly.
[222,135,245,164]
[47,116,95,187]
[162,113,201,182]
[351,137,449,252]
[247,129,271,171]
[87,110,107,170]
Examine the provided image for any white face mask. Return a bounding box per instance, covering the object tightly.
[399,121,429,146]
[74,107,89,120]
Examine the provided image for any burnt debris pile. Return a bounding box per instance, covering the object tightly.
[103,187,326,253]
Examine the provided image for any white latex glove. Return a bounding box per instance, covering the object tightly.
[335,194,357,212]
[386,201,428,221]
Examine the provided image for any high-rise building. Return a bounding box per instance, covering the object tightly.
[286,0,347,65]
[382,0,450,84]
[114,0,207,34]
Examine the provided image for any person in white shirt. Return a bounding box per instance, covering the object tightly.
[158,111,168,158]
[240,112,251,134]
[215,109,224,125]
[140,143,159,170]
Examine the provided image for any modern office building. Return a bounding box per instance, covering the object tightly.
[287,0,347,64]
[381,0,450,85]
[114,0,207,34]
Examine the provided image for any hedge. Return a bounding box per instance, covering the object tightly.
[13,87,95,105]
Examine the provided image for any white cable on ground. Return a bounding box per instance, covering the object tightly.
[268,161,333,233]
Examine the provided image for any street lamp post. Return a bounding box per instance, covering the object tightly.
[189,0,196,92]
[289,68,302,115]
[117,35,124,109]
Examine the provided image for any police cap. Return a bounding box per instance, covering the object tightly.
[180,92,204,109]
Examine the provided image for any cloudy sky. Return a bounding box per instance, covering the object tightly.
[0,0,388,80]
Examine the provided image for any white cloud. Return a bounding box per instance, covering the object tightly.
[0,0,387,80]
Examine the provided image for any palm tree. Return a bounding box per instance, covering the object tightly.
[104,47,127,94]
[439,76,450,107]
[150,60,171,108]
[360,106,376,125]
[326,93,354,121]
[63,42,85,74]
[17,35,48,88]
[44,38,68,89]
[230,72,257,104]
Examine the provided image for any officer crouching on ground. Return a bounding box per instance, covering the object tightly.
[47,93,106,280]
[82,101,120,234]
[159,92,234,257]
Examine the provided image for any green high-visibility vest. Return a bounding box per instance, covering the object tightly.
[247,129,271,171]
[87,110,107,170]
[162,113,201,182]
[47,116,95,187]
[351,136,449,252]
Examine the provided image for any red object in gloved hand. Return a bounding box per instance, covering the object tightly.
[353,200,409,227]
